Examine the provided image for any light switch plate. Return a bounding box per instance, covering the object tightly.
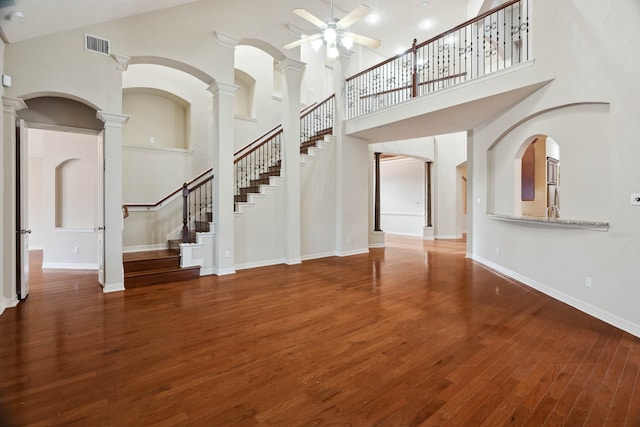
[631,193,640,206]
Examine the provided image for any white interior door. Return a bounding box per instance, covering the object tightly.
[97,131,105,285]
[17,120,30,300]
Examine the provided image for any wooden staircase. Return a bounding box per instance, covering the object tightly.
[299,127,332,155]
[124,210,212,288]
[123,249,200,288]
[234,161,282,206]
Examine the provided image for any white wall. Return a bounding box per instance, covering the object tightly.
[122,64,213,250]
[234,46,283,151]
[28,135,44,250]
[234,180,286,269]
[434,133,467,239]
[380,157,426,237]
[33,129,100,269]
[301,139,337,259]
[123,90,187,149]
[471,0,640,336]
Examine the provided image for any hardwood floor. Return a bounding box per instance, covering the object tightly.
[1,238,639,426]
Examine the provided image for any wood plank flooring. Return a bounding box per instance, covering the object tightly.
[1,237,639,426]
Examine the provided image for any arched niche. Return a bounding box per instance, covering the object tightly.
[122,87,189,149]
[234,69,256,118]
[54,158,96,228]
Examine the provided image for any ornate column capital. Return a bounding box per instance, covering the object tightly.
[3,96,27,116]
[276,58,306,74]
[214,31,240,49]
[207,81,239,97]
[96,111,130,128]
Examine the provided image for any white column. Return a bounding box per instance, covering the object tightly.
[277,58,305,265]
[333,52,370,257]
[208,81,238,275]
[1,97,27,311]
[97,111,129,293]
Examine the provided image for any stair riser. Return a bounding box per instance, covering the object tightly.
[125,269,200,288]
[124,257,180,273]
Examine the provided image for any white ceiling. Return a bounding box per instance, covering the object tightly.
[0,0,471,58]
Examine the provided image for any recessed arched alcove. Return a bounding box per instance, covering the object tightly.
[234,69,256,118]
[122,87,189,149]
[486,102,609,222]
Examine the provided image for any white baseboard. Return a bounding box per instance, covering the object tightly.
[285,258,302,265]
[123,244,167,253]
[200,267,216,276]
[102,282,125,293]
[42,262,99,270]
[336,248,369,257]
[216,267,236,276]
[0,296,19,315]
[235,258,285,271]
[471,254,640,339]
[435,234,463,240]
[384,231,422,238]
[302,251,338,261]
[369,243,386,249]
[29,245,44,251]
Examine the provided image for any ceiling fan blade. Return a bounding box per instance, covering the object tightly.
[293,8,327,29]
[337,4,371,29]
[344,32,381,49]
[284,33,322,50]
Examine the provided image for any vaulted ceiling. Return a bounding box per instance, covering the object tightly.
[0,0,472,58]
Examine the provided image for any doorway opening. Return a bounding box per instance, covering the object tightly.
[17,96,104,299]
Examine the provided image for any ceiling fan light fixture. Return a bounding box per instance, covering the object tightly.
[323,27,337,43]
[327,42,340,59]
[341,35,354,50]
[311,38,324,52]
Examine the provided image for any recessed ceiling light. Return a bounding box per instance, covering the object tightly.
[420,19,434,30]
[367,13,380,24]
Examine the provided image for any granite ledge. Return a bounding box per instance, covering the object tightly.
[487,214,609,231]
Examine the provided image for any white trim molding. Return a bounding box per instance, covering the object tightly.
[42,263,99,270]
[472,254,640,339]
[0,296,20,315]
[103,282,125,293]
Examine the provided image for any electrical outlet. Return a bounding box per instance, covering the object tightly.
[225,250,230,258]
[585,276,592,288]
[346,238,351,244]
[496,247,500,255]
[74,246,79,254]
[150,136,155,143]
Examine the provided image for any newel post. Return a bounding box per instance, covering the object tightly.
[181,183,189,243]
[411,39,418,98]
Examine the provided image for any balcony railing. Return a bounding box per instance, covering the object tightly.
[346,0,530,119]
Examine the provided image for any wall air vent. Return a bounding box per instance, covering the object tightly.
[85,34,110,55]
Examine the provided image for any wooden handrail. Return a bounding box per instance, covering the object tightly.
[235,127,283,164]
[234,124,282,157]
[358,72,468,100]
[299,101,318,117]
[300,94,335,120]
[347,0,522,82]
[124,168,213,209]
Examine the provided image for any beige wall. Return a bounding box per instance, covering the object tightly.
[471,0,640,336]
[123,90,187,149]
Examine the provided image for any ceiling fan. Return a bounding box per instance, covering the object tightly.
[285,1,381,60]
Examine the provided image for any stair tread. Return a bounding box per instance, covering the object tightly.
[125,265,200,278]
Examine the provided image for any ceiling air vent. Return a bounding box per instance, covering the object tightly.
[85,34,110,55]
